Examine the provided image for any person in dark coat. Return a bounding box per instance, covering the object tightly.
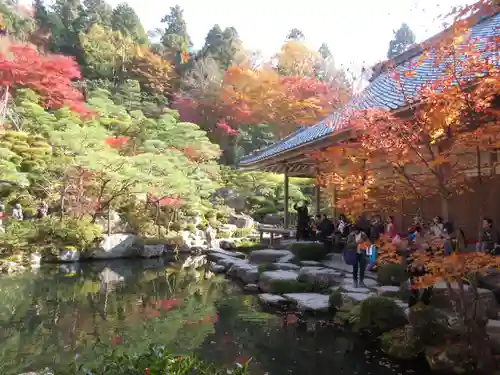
[294,200,309,241]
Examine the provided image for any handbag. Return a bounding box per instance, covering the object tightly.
[343,249,357,266]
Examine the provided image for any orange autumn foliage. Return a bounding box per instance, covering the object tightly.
[219,66,346,136]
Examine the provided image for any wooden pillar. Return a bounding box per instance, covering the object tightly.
[315,185,321,215]
[284,166,289,229]
[331,185,337,218]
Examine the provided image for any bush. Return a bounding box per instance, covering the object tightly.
[380,326,423,359]
[328,289,343,309]
[169,222,182,232]
[377,263,408,286]
[289,242,326,262]
[233,227,253,238]
[52,344,249,375]
[408,304,450,345]
[184,223,197,233]
[355,296,407,335]
[216,231,232,239]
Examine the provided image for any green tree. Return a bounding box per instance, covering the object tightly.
[111,2,147,45]
[286,28,305,40]
[318,42,332,60]
[160,5,192,59]
[387,23,416,59]
[81,0,113,30]
[200,25,244,70]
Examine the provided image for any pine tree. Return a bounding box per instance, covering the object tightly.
[160,5,192,59]
[387,23,416,59]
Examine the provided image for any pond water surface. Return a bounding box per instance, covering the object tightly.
[0,258,435,375]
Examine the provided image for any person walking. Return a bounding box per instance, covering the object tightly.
[294,200,309,241]
[352,227,369,288]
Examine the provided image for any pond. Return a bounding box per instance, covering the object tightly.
[0,257,435,375]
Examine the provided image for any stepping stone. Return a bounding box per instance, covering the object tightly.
[249,249,294,264]
[343,278,378,288]
[283,293,330,312]
[208,263,225,273]
[274,262,300,271]
[340,285,371,294]
[227,263,260,284]
[299,267,343,287]
[376,285,401,296]
[206,248,246,259]
[258,270,300,293]
[258,293,288,306]
[300,260,323,267]
[244,284,260,293]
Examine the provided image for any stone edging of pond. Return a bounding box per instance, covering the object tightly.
[205,247,500,375]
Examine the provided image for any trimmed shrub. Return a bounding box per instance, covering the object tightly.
[267,279,316,294]
[355,296,407,335]
[290,242,326,262]
[377,263,408,286]
[380,325,423,359]
[233,227,253,238]
[328,289,343,309]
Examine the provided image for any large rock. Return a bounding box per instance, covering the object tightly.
[95,209,127,234]
[257,293,289,307]
[92,234,139,259]
[181,255,207,269]
[227,262,260,284]
[258,270,299,293]
[249,249,294,264]
[432,281,498,319]
[228,214,254,228]
[283,293,330,312]
[206,249,246,259]
[141,244,165,258]
[298,267,343,287]
[99,267,125,283]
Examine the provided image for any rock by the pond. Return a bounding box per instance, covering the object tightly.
[215,256,246,271]
[299,260,323,267]
[227,262,260,284]
[244,283,260,293]
[209,263,225,273]
[92,233,139,259]
[376,285,401,296]
[342,277,378,288]
[99,267,125,283]
[30,253,42,266]
[432,281,498,319]
[273,262,300,271]
[58,248,81,262]
[340,285,372,294]
[258,293,288,307]
[206,248,246,259]
[298,267,343,287]
[258,270,299,293]
[249,249,294,264]
[181,255,207,269]
[228,213,254,228]
[283,293,330,312]
[141,244,165,258]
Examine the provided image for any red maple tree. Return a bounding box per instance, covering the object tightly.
[0,44,86,114]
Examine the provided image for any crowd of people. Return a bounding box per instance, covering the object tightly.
[292,200,499,304]
[0,201,49,231]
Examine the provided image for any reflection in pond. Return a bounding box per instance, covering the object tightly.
[0,257,432,375]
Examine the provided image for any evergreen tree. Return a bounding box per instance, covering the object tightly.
[200,24,243,70]
[387,23,416,59]
[318,42,332,60]
[82,0,113,30]
[286,28,304,40]
[160,5,192,59]
[111,2,147,44]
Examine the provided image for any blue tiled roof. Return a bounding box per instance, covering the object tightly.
[240,12,500,166]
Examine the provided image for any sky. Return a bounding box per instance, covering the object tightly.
[24,0,471,72]
[102,0,470,72]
